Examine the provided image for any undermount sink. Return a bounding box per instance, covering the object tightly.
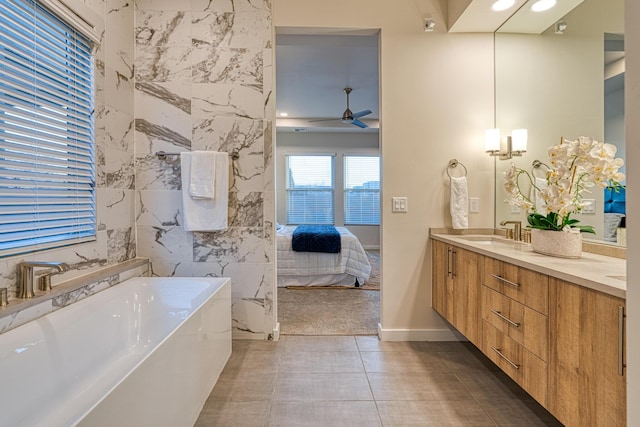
[457,235,525,245]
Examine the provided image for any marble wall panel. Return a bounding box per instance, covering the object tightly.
[97,189,136,230]
[106,0,134,79]
[232,297,266,338]
[136,190,183,226]
[134,155,183,191]
[137,225,194,262]
[105,147,135,189]
[191,11,271,48]
[135,10,191,47]
[191,261,268,299]
[192,83,264,120]
[135,46,193,82]
[193,227,264,263]
[191,47,262,90]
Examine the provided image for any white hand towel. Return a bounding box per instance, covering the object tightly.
[450,176,469,229]
[181,152,229,231]
[534,177,548,214]
[189,151,216,199]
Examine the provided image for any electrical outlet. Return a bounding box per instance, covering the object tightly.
[392,197,408,213]
[469,197,480,213]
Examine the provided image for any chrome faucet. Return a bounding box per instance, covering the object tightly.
[500,220,522,242]
[17,262,69,299]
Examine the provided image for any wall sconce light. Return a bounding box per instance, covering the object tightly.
[424,18,436,32]
[485,128,528,160]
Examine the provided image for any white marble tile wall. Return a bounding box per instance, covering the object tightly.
[134,0,275,339]
[0,0,137,302]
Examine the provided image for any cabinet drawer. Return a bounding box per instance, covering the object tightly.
[483,257,549,315]
[483,321,548,407]
[481,286,548,361]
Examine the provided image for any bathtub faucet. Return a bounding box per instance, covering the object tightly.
[17,262,69,299]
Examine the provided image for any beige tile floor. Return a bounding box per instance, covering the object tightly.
[195,336,563,427]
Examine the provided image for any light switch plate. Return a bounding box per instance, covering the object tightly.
[582,199,596,214]
[392,197,408,213]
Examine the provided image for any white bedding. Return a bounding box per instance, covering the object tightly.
[276,226,372,287]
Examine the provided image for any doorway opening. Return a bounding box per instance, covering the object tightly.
[274,28,382,336]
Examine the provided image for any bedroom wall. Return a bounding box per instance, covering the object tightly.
[273,0,495,339]
[275,131,380,248]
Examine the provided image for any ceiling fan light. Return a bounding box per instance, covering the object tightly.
[492,0,516,12]
[531,0,557,12]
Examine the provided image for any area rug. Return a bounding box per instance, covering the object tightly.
[278,287,379,335]
[361,249,379,290]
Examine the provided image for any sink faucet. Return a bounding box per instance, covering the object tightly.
[500,220,522,241]
[17,262,69,299]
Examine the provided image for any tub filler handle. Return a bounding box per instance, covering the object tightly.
[17,262,69,299]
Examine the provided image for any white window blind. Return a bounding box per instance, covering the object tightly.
[0,0,96,257]
[344,155,380,225]
[286,155,334,224]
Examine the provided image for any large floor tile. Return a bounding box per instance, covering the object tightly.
[278,335,358,352]
[477,398,564,426]
[222,350,281,378]
[207,373,277,402]
[367,372,473,401]
[376,400,497,426]
[279,351,364,373]
[273,372,373,401]
[361,350,449,374]
[268,401,382,427]
[355,335,422,352]
[194,401,270,427]
[455,370,530,401]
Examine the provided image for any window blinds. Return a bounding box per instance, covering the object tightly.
[344,155,380,225]
[286,155,334,225]
[0,0,96,257]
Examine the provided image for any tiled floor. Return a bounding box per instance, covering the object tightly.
[195,336,563,426]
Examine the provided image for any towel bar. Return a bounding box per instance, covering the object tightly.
[156,151,240,160]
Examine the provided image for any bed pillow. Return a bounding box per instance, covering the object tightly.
[603,213,625,242]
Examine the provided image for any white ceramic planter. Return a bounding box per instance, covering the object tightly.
[530,228,582,259]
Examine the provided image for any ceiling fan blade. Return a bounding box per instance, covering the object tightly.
[308,118,340,122]
[352,109,372,119]
[351,119,368,128]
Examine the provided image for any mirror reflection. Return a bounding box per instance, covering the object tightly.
[494,0,625,245]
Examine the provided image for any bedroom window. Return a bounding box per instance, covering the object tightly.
[344,155,380,225]
[0,0,97,257]
[286,154,334,224]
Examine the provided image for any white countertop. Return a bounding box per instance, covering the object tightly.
[430,232,626,299]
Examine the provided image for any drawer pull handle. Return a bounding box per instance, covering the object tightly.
[491,346,520,370]
[491,309,521,328]
[490,274,520,288]
[619,305,626,376]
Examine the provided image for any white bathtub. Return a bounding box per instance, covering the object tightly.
[0,276,232,427]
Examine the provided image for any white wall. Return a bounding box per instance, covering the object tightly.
[605,87,626,175]
[275,131,380,247]
[625,0,639,422]
[274,0,495,339]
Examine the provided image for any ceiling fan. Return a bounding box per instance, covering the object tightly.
[309,87,372,128]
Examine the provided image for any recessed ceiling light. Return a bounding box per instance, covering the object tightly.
[531,0,557,12]
[492,0,516,12]
[279,112,288,117]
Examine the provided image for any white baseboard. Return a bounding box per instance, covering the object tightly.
[363,245,380,250]
[271,322,281,341]
[377,323,466,341]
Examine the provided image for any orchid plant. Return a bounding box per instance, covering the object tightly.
[504,136,625,234]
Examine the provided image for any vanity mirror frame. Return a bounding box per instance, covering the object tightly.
[493,0,625,246]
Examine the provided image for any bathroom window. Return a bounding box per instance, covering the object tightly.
[0,0,97,257]
[344,155,380,225]
[286,154,335,224]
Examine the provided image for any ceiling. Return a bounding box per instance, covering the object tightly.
[275,31,380,133]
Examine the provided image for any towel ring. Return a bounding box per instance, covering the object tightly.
[447,159,467,178]
[531,159,548,179]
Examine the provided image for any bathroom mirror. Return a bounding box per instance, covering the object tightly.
[494,0,625,244]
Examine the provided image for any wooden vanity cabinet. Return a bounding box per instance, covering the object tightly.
[480,258,550,406]
[548,278,626,427]
[432,240,481,346]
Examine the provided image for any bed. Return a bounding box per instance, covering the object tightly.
[603,186,626,242]
[276,225,372,287]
